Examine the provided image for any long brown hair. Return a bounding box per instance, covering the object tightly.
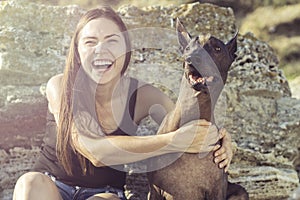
[56,6,131,175]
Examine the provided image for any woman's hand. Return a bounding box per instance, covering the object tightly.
[213,128,233,172]
[171,119,220,154]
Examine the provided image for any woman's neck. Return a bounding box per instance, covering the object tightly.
[93,75,124,104]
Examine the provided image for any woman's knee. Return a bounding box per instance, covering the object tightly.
[14,172,62,200]
[15,172,52,189]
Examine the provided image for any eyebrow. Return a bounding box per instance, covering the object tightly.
[104,34,121,39]
[82,34,121,40]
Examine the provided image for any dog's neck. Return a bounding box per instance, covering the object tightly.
[176,75,217,126]
[197,93,214,123]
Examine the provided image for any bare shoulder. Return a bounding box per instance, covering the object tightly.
[134,78,174,124]
[136,80,173,107]
[46,73,63,114]
[136,80,162,101]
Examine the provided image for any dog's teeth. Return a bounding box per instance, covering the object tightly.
[189,75,196,84]
[197,77,204,83]
[194,91,201,97]
[206,76,214,82]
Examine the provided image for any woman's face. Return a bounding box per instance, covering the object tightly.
[78,18,127,84]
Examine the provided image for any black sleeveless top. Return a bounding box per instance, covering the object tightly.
[34,78,138,189]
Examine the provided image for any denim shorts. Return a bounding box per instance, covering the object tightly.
[45,172,127,200]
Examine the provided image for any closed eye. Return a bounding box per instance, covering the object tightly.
[85,40,97,46]
[107,39,118,44]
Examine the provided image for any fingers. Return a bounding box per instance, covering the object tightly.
[225,162,230,173]
[214,145,225,157]
[214,146,226,164]
[218,128,227,139]
[213,145,230,171]
[220,159,230,172]
[213,144,221,151]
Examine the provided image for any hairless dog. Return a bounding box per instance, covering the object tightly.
[147,19,248,200]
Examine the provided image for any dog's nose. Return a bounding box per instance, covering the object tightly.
[186,56,192,64]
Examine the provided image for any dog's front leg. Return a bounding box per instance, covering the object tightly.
[157,105,181,135]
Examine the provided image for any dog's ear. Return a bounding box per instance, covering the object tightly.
[176,18,191,53]
[226,31,238,60]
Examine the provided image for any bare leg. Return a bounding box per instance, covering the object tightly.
[13,172,62,200]
[87,193,121,200]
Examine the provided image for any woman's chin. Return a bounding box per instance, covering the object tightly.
[91,73,113,85]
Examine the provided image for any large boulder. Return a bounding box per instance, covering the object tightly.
[0,1,299,199]
[240,3,300,83]
[0,1,85,199]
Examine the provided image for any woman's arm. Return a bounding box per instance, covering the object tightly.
[134,83,175,125]
[71,118,218,167]
[46,75,219,167]
[135,83,234,171]
[46,75,231,169]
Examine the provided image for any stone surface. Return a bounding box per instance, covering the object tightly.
[240,3,300,81]
[290,77,300,99]
[1,1,300,200]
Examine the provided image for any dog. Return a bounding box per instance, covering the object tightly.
[147,19,248,200]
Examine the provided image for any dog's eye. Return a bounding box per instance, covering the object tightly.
[185,46,190,51]
[214,46,221,52]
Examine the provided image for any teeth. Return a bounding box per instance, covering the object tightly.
[194,91,202,97]
[189,75,197,85]
[188,75,214,85]
[196,77,204,83]
[206,76,214,82]
[93,60,113,67]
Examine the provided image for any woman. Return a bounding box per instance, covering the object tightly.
[13,6,233,200]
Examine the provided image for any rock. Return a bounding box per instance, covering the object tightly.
[290,76,300,99]
[198,0,300,14]
[0,85,47,149]
[0,1,300,200]
[0,147,41,200]
[240,4,300,79]
[290,186,300,200]
[0,1,85,85]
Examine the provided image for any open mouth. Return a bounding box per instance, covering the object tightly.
[188,73,214,87]
[92,59,114,71]
[186,64,215,92]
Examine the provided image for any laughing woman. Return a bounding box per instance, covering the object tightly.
[13,6,232,200]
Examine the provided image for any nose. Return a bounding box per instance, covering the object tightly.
[94,42,106,54]
[186,56,192,64]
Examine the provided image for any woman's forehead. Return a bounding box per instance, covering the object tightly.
[80,18,123,39]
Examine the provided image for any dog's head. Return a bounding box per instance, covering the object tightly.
[176,18,237,95]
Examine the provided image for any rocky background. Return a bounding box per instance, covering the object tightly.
[1,0,300,200]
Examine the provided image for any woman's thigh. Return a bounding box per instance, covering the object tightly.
[13,171,62,200]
